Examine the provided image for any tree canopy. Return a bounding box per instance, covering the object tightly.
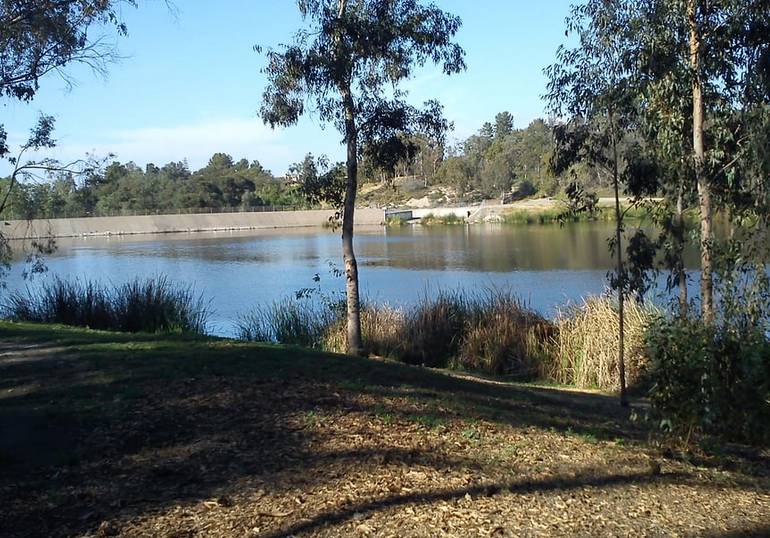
[0,0,136,102]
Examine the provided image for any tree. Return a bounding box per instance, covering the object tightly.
[546,0,641,406]
[494,111,514,140]
[0,0,136,102]
[0,0,140,256]
[260,0,465,355]
[0,115,106,280]
[632,0,770,323]
[0,0,138,165]
[290,154,347,210]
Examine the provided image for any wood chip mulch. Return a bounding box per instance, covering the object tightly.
[0,346,768,537]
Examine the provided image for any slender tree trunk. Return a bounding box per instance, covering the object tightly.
[341,85,364,356]
[610,114,628,407]
[676,184,688,317]
[688,0,714,324]
[332,0,362,356]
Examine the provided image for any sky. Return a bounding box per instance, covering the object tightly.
[2,0,575,176]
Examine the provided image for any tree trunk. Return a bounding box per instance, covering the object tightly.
[341,85,364,356]
[610,113,628,407]
[676,184,688,317]
[688,0,714,324]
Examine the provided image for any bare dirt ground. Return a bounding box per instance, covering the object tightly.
[0,323,768,538]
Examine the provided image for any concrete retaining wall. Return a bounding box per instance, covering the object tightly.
[3,208,385,240]
[410,207,476,219]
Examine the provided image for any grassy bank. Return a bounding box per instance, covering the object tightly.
[0,321,767,537]
[500,205,653,225]
[385,202,657,228]
[419,212,466,225]
[238,291,656,392]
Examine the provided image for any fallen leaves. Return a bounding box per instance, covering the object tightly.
[0,348,768,538]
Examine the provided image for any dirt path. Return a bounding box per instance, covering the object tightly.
[0,326,768,537]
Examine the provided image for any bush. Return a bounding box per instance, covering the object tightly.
[543,296,657,391]
[400,290,471,366]
[646,317,770,445]
[501,208,566,225]
[456,293,553,377]
[3,276,209,334]
[420,213,465,225]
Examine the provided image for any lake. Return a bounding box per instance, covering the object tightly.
[3,223,700,336]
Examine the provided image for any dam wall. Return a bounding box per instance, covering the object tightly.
[3,208,385,240]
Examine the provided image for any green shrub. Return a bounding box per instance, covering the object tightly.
[3,276,209,334]
[501,208,566,225]
[646,317,770,445]
[420,213,466,225]
[385,216,408,227]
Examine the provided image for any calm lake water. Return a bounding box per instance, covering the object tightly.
[3,223,700,336]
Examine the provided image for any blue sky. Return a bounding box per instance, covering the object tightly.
[2,0,574,176]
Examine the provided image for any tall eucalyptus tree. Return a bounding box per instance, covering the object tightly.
[260,0,465,355]
[634,0,770,323]
[546,0,641,405]
[0,0,140,282]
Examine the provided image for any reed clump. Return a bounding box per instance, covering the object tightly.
[542,296,658,391]
[237,290,660,390]
[236,298,339,348]
[322,305,406,358]
[456,293,554,377]
[400,290,472,366]
[501,208,566,225]
[4,276,209,334]
[242,289,555,378]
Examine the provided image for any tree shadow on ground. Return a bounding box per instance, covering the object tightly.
[259,469,687,538]
[0,323,767,537]
[703,526,770,538]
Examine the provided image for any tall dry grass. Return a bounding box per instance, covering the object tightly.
[314,289,553,377]
[322,305,406,357]
[542,296,658,391]
[236,290,660,391]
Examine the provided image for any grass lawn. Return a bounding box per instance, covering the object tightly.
[0,321,768,537]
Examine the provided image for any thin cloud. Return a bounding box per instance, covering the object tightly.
[2,118,299,176]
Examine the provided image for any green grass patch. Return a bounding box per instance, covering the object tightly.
[420,213,466,225]
[500,205,653,225]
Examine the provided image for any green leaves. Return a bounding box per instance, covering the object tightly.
[0,0,137,102]
[290,153,347,208]
[260,0,465,135]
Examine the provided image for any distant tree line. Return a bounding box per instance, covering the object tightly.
[0,153,308,219]
[358,111,615,201]
[3,112,610,220]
